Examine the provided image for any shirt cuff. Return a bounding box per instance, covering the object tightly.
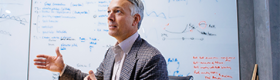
[59,64,67,76]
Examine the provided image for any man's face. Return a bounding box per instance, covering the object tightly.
[107,0,137,40]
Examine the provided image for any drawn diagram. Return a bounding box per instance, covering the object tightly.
[142,0,185,19]
[167,58,180,76]
[0,8,28,25]
[142,0,167,19]
[0,30,12,36]
[167,58,190,76]
[162,21,216,41]
[145,10,167,19]
[164,21,216,35]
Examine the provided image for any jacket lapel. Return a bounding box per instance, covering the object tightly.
[104,48,116,80]
[119,36,142,80]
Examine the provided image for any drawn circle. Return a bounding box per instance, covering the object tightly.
[199,21,207,29]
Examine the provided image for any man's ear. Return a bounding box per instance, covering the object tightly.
[132,14,141,27]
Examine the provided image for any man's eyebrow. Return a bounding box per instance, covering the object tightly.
[108,6,122,10]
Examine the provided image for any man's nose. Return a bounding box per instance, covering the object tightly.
[107,12,115,21]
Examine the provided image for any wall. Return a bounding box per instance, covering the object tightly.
[238,0,280,80]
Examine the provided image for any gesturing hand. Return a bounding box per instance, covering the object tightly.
[84,70,97,80]
[34,47,65,73]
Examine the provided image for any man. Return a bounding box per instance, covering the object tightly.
[34,0,168,80]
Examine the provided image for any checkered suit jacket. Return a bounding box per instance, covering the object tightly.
[59,36,168,80]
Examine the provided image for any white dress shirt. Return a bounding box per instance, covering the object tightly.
[60,32,139,80]
[112,32,139,80]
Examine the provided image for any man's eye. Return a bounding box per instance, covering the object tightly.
[116,10,121,13]
[107,11,111,14]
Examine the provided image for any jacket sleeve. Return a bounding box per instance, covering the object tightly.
[59,49,110,80]
[59,65,88,80]
[94,49,111,80]
[139,54,169,80]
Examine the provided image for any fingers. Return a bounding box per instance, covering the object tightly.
[34,58,46,62]
[34,58,46,66]
[34,59,47,70]
[83,75,90,80]
[88,70,96,80]
[36,54,48,58]
[88,76,92,80]
[55,47,62,57]
[36,65,47,69]
[34,62,46,65]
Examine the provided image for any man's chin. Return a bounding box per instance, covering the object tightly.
[108,31,118,37]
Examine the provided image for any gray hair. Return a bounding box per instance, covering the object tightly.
[127,0,144,29]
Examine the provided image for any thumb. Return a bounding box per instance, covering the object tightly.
[55,47,62,56]
[88,70,97,80]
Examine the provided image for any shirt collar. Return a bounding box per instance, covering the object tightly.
[115,32,139,55]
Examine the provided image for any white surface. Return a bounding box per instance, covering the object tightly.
[0,0,31,79]
[140,0,239,80]
[28,0,115,80]
[27,0,239,80]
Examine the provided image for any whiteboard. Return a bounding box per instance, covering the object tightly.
[28,0,239,80]
[28,0,116,80]
[0,0,31,80]
[140,0,239,80]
